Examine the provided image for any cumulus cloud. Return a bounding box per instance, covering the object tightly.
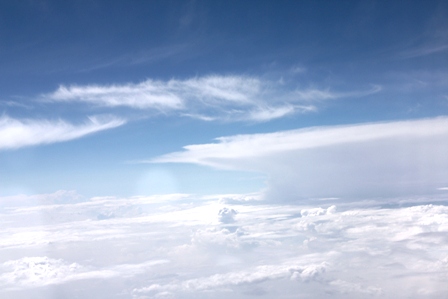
[0,256,167,290]
[301,206,336,217]
[44,75,379,122]
[0,115,125,150]
[0,257,111,289]
[1,191,448,298]
[218,207,238,223]
[134,262,327,296]
[151,117,448,199]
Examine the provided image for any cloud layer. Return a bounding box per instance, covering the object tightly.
[0,115,125,150]
[45,75,380,122]
[1,191,447,298]
[152,117,448,199]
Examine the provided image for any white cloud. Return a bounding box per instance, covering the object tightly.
[44,75,380,122]
[151,117,448,199]
[0,257,114,289]
[301,206,336,217]
[247,105,296,121]
[0,115,125,150]
[45,76,261,116]
[154,117,448,164]
[218,207,238,223]
[329,279,383,295]
[1,192,448,298]
[0,256,168,290]
[133,262,328,295]
[48,82,184,110]
[0,190,85,208]
[294,85,381,101]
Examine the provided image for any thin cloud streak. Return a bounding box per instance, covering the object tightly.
[0,115,125,150]
[44,75,381,122]
[295,85,382,101]
[399,44,448,59]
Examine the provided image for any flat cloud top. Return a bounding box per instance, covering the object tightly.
[152,116,448,164]
[149,117,448,199]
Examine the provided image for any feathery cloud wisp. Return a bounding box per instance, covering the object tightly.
[44,75,381,122]
[0,115,125,150]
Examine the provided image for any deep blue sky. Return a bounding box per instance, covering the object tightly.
[1,0,447,197]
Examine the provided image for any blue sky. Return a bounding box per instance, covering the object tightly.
[1,0,448,198]
[2,2,448,298]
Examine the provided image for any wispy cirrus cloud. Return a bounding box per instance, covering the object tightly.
[0,115,125,150]
[399,44,448,59]
[295,85,382,101]
[79,43,192,72]
[44,75,380,122]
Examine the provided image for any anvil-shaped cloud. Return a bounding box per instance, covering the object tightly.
[151,117,448,200]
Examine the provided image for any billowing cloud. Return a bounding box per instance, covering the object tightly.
[218,207,238,223]
[151,117,448,199]
[133,262,328,296]
[0,256,168,290]
[1,191,448,298]
[44,75,379,122]
[0,115,125,150]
